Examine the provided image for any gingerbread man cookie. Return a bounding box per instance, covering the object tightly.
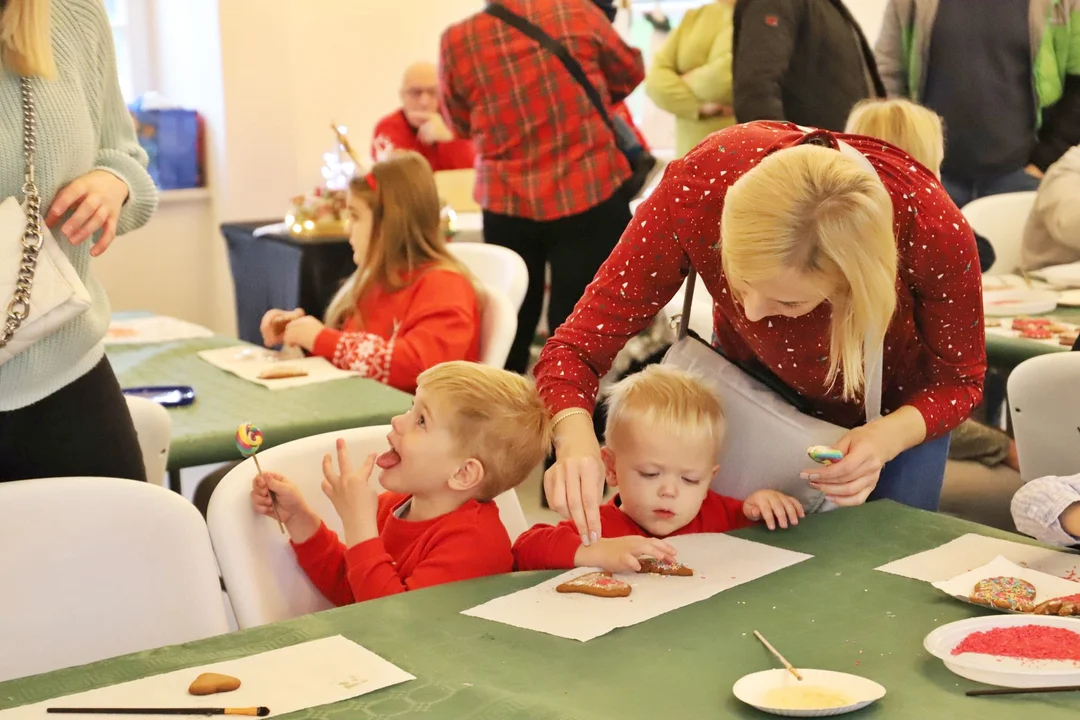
[258,365,309,380]
[970,576,1037,613]
[637,558,694,576]
[556,571,632,598]
[188,673,241,696]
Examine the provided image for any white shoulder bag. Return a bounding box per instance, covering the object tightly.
[662,139,885,513]
[0,78,91,366]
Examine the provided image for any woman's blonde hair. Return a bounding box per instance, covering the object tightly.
[845,98,944,178]
[604,365,725,454]
[325,151,477,328]
[0,0,56,79]
[721,144,898,401]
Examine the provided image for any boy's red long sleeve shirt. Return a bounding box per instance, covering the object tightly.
[513,491,752,571]
[291,492,513,604]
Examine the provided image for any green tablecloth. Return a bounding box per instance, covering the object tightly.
[985,306,1080,370]
[4,502,1077,719]
[107,336,413,470]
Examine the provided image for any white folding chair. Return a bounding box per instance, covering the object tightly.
[1008,351,1080,482]
[662,277,715,339]
[0,477,229,682]
[448,242,529,311]
[125,395,172,487]
[207,425,530,629]
[477,285,518,369]
[961,191,1038,276]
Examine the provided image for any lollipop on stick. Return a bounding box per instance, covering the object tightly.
[237,423,284,533]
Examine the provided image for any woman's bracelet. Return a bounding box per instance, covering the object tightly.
[550,408,592,431]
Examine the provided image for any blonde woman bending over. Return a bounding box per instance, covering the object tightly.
[261,152,480,393]
[535,121,985,540]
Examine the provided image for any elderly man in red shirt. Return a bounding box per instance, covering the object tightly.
[439,0,645,373]
[371,62,476,171]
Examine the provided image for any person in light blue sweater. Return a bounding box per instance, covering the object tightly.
[0,0,157,481]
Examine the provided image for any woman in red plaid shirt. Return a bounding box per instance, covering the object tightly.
[535,121,986,542]
[439,0,645,373]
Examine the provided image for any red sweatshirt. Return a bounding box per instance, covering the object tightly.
[291,492,513,604]
[371,109,476,171]
[534,121,986,439]
[313,266,480,394]
[513,491,752,571]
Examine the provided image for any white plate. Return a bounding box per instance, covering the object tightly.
[733,669,886,717]
[983,289,1059,317]
[1057,289,1080,307]
[924,615,1080,688]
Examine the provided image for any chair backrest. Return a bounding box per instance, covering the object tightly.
[478,285,518,368]
[961,191,1037,276]
[207,425,530,629]
[662,277,716,339]
[125,395,172,486]
[1008,351,1080,482]
[447,242,529,310]
[0,477,229,682]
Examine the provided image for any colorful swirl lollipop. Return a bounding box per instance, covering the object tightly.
[236,422,283,533]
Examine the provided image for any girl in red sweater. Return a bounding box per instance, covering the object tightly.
[261,152,481,393]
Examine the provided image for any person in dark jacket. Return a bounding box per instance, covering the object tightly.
[732,0,884,131]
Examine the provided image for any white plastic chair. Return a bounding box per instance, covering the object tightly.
[1008,351,1080,482]
[961,191,1038,276]
[0,477,229,682]
[478,285,518,369]
[125,395,172,486]
[448,242,529,311]
[207,425,530,629]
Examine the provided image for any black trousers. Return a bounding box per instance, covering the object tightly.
[483,191,631,373]
[0,357,146,482]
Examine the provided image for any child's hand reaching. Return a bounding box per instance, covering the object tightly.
[574,536,678,574]
[744,490,805,530]
[321,438,380,547]
[251,472,320,543]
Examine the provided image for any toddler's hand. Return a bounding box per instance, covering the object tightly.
[575,535,677,573]
[251,472,320,542]
[321,439,380,546]
[744,490,805,530]
[260,308,304,347]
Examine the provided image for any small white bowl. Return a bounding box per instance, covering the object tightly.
[924,614,1080,688]
[733,668,886,717]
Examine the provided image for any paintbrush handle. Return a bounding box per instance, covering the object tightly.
[967,685,1080,697]
[754,630,803,681]
[47,708,268,716]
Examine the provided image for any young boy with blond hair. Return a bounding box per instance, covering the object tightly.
[514,365,804,572]
[252,361,551,604]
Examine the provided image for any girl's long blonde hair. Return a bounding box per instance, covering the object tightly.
[325,151,477,329]
[845,98,944,178]
[721,144,898,401]
[0,0,56,79]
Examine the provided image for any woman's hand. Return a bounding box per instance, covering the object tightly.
[543,413,605,545]
[260,308,305,347]
[283,315,325,352]
[744,490,805,529]
[46,170,130,256]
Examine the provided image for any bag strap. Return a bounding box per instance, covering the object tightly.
[485,3,616,134]
[0,78,46,350]
[674,136,886,421]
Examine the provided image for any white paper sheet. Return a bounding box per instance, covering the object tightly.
[1,636,414,719]
[930,555,1080,615]
[462,534,812,642]
[105,315,214,345]
[875,533,1080,583]
[198,345,358,390]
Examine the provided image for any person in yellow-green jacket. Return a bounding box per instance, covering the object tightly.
[644,0,736,157]
[876,0,1080,207]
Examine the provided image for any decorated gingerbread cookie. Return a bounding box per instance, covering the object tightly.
[1033,593,1080,617]
[1019,326,1053,340]
[556,571,632,598]
[970,576,1037,612]
[638,558,694,576]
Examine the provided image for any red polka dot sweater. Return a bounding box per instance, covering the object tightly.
[535,121,986,439]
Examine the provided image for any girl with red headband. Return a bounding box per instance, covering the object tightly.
[259,152,481,393]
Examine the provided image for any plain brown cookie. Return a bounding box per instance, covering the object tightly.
[637,558,694,576]
[258,365,309,380]
[556,571,632,598]
[188,672,241,696]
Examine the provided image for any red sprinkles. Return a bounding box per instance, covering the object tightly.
[952,625,1080,661]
